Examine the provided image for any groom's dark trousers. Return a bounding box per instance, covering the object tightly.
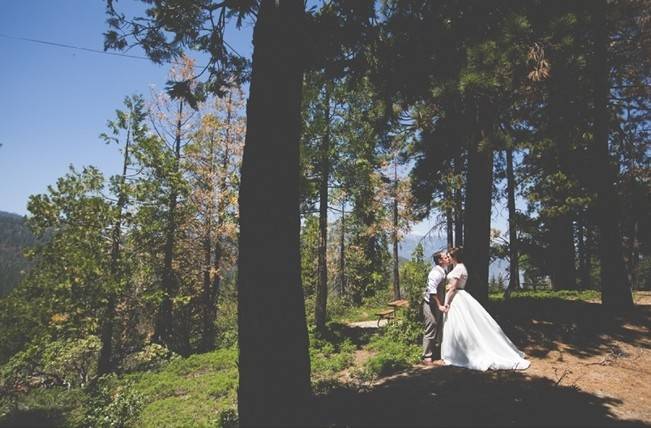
[422,281,445,359]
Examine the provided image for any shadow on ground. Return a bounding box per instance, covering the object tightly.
[488,298,651,359]
[311,297,651,427]
[311,365,649,427]
[0,408,67,428]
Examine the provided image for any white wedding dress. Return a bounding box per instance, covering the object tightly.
[441,263,530,371]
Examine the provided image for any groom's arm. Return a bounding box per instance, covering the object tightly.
[431,292,446,312]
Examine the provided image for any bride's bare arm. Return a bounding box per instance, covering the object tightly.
[444,278,459,307]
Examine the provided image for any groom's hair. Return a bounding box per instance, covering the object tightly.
[432,251,446,265]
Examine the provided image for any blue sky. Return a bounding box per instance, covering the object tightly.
[0,0,253,216]
[0,1,508,237]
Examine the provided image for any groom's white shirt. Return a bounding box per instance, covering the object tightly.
[424,265,446,302]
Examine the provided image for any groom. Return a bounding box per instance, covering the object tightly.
[422,250,450,365]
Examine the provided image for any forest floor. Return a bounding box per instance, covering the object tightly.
[312,291,651,427]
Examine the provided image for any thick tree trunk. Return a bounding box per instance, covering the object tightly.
[583,214,594,289]
[339,198,346,296]
[445,172,454,249]
[454,155,463,247]
[547,52,577,291]
[463,123,493,307]
[155,103,183,349]
[392,158,401,300]
[98,127,131,375]
[237,1,311,425]
[577,214,587,290]
[548,215,577,290]
[315,85,331,335]
[504,147,520,299]
[592,0,633,308]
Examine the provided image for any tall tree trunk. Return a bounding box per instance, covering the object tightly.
[549,215,577,290]
[463,112,493,307]
[504,147,520,299]
[584,214,594,289]
[201,94,234,351]
[156,103,183,350]
[445,167,454,249]
[98,126,131,375]
[547,53,577,291]
[577,213,587,290]
[315,85,331,335]
[392,156,401,300]
[339,198,346,296]
[592,0,633,308]
[454,154,463,247]
[237,2,311,425]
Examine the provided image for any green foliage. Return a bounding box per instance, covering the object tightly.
[0,211,38,297]
[1,335,101,392]
[309,326,356,378]
[82,375,144,428]
[0,386,85,428]
[127,347,238,427]
[120,343,180,373]
[632,256,651,290]
[399,243,430,322]
[300,215,320,297]
[362,320,421,379]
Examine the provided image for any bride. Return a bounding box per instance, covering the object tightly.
[441,247,530,371]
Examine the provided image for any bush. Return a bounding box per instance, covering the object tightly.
[213,407,238,428]
[120,343,179,373]
[399,244,430,323]
[1,335,101,393]
[362,320,421,378]
[82,375,144,428]
[309,324,356,378]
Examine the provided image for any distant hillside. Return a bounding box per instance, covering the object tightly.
[0,211,36,296]
[398,233,447,262]
[398,233,512,284]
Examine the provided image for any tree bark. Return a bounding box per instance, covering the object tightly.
[463,115,493,307]
[392,156,401,300]
[98,125,131,375]
[445,166,454,249]
[548,215,577,290]
[339,198,346,296]
[577,213,587,290]
[237,1,311,425]
[155,103,183,349]
[592,0,633,308]
[453,154,463,247]
[315,84,331,335]
[504,147,520,299]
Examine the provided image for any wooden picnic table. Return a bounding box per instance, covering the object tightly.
[375,299,410,326]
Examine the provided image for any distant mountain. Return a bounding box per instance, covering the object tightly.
[398,233,447,263]
[397,233,511,281]
[0,211,36,296]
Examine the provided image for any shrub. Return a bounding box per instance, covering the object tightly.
[120,343,179,373]
[82,375,144,428]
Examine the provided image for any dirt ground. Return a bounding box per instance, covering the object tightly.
[316,292,651,427]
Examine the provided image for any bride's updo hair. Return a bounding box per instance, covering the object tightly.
[448,246,463,262]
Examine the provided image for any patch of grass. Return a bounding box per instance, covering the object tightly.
[309,323,357,379]
[126,347,238,428]
[489,289,601,303]
[361,320,421,379]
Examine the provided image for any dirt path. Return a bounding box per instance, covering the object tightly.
[327,296,651,426]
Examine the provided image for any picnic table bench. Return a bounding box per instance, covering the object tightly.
[375,299,409,327]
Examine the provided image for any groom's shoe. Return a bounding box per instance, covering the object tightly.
[421,358,435,366]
